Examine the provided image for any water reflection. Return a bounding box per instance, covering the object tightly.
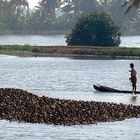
[130,95,137,104]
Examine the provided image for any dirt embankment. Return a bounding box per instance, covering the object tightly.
[0,45,140,59]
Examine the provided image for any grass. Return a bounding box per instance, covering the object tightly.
[0,45,33,57]
[0,45,140,59]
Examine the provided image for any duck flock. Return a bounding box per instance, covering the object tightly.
[0,88,140,125]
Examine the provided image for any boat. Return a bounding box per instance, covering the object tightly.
[93,84,140,94]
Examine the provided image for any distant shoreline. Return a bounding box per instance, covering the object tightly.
[0,45,140,59]
[0,30,67,36]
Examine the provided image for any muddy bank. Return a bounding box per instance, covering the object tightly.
[0,45,140,59]
[0,88,140,125]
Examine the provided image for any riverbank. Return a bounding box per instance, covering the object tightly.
[0,30,67,35]
[0,88,140,125]
[0,45,140,59]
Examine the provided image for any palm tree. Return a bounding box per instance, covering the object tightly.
[10,0,29,16]
[10,0,29,8]
[123,0,140,13]
[62,0,80,19]
[98,0,113,14]
[79,0,101,14]
[39,0,61,21]
[72,0,80,18]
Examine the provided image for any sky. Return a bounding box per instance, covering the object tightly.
[28,0,39,8]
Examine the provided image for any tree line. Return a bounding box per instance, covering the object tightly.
[0,0,139,35]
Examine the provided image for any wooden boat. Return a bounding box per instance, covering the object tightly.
[93,84,140,94]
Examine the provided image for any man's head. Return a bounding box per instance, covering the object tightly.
[130,63,134,69]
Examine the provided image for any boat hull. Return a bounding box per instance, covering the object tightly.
[93,84,140,94]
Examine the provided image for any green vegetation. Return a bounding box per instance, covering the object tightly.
[0,45,33,56]
[0,0,140,35]
[66,13,121,46]
[0,45,140,59]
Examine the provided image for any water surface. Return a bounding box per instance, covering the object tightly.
[0,35,140,47]
[0,35,66,46]
[0,55,140,140]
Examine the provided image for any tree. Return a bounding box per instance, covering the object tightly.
[66,13,121,46]
[62,0,80,19]
[39,0,61,21]
[72,0,80,18]
[98,0,112,14]
[79,0,101,14]
[27,9,43,31]
[110,0,125,25]
[8,0,29,32]
[123,0,140,13]
[10,0,29,8]
[0,0,17,33]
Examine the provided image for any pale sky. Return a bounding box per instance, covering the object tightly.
[28,0,39,8]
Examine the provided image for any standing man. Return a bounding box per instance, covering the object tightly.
[129,63,137,95]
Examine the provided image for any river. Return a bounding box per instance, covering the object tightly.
[0,55,140,139]
[0,35,140,47]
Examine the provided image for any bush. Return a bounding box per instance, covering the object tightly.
[32,48,40,53]
[66,13,121,47]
